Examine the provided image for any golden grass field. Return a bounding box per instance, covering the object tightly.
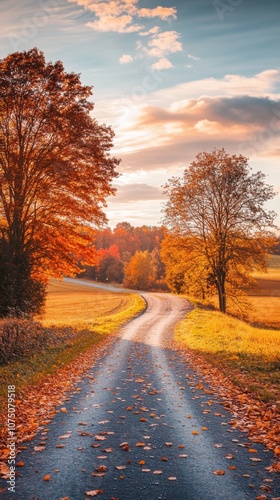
[175,254,280,403]
[41,280,142,328]
[247,254,280,328]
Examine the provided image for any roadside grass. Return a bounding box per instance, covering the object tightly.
[175,307,280,403]
[0,280,146,406]
[176,254,280,404]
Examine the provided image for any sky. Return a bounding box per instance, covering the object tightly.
[1,0,280,229]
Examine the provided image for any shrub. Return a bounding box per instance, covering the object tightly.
[0,320,44,364]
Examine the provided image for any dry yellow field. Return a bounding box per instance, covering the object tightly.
[208,255,280,327]
[41,279,137,327]
[248,254,280,328]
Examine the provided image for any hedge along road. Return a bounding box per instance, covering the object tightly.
[2,281,279,500]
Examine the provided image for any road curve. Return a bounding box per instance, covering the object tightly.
[1,291,279,500]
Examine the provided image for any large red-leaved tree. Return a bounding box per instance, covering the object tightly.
[0,48,120,316]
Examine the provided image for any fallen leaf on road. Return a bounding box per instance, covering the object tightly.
[265,462,280,473]
[85,490,104,497]
[153,470,163,474]
[168,477,177,481]
[213,470,225,475]
[260,485,273,492]
[59,434,71,439]
[96,466,107,473]
[0,463,10,478]
[43,474,51,481]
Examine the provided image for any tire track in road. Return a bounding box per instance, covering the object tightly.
[1,292,279,500]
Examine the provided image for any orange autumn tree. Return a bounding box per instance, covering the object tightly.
[0,48,119,316]
[123,251,156,290]
[163,149,277,313]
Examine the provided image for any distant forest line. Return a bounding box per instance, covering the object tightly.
[79,222,280,292]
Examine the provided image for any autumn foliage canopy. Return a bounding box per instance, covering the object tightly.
[0,48,119,316]
[162,149,277,313]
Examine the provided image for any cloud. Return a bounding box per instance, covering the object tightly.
[99,69,280,227]
[111,95,280,173]
[86,15,142,33]
[105,182,165,226]
[151,57,173,70]
[139,26,160,36]
[70,0,177,32]
[187,53,200,61]
[119,54,134,64]
[109,183,164,203]
[156,70,280,105]
[145,31,183,58]
[138,6,177,20]
[68,0,181,68]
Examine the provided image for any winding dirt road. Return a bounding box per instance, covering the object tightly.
[1,289,279,500]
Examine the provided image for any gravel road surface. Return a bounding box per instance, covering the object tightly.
[1,288,279,500]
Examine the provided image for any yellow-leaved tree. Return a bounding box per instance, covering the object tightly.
[162,148,277,313]
[161,233,215,299]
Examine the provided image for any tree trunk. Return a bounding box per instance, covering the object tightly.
[216,272,226,313]
[0,236,46,317]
